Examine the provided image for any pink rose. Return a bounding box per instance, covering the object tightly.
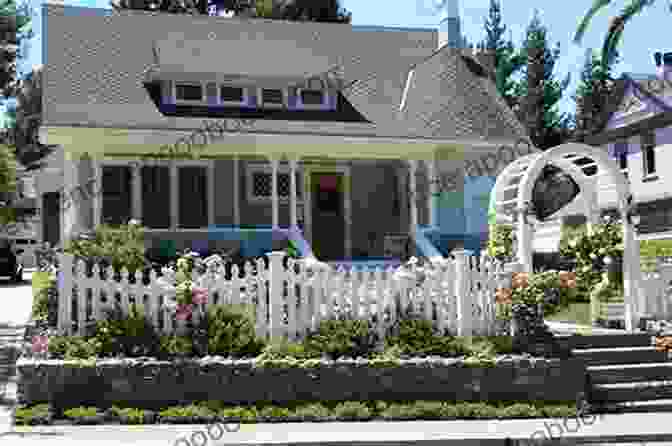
[191,287,209,305]
[31,335,49,354]
[175,304,194,320]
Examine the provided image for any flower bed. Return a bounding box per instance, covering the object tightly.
[16,355,586,410]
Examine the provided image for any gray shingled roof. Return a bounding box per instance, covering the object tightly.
[42,3,527,143]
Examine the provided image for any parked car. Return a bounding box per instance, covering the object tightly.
[0,239,24,283]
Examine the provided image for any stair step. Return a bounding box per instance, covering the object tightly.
[592,380,672,403]
[589,363,672,384]
[564,334,652,349]
[572,347,667,366]
[593,398,672,413]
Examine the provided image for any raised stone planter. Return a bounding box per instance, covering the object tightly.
[16,356,587,409]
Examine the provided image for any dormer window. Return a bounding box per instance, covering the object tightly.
[300,89,324,106]
[175,83,204,103]
[220,86,245,105]
[261,88,285,108]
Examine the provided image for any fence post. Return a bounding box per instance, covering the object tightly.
[58,253,74,336]
[453,249,472,336]
[267,251,286,343]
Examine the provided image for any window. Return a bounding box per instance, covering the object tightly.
[261,88,284,107]
[220,86,244,104]
[248,168,302,202]
[101,165,132,226]
[615,141,628,173]
[141,165,171,229]
[175,84,204,102]
[642,130,657,176]
[300,89,324,106]
[178,166,208,228]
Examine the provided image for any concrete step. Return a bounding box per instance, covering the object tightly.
[589,363,672,384]
[593,398,672,413]
[592,380,672,403]
[572,346,668,366]
[563,333,652,349]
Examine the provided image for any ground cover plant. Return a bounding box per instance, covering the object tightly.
[13,399,582,425]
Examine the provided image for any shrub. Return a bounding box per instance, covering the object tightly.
[292,403,332,421]
[64,221,147,276]
[487,224,514,262]
[497,403,540,418]
[158,335,194,359]
[257,340,317,361]
[206,304,266,358]
[31,272,59,328]
[108,406,156,424]
[384,316,457,357]
[217,406,259,422]
[304,317,379,359]
[47,335,101,359]
[158,405,218,424]
[14,404,53,425]
[258,405,293,422]
[63,407,105,425]
[93,303,162,357]
[332,401,373,421]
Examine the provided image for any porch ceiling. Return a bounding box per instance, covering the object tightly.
[40,126,507,161]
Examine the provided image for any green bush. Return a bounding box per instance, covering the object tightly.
[158,335,195,359]
[304,317,379,359]
[640,239,672,271]
[93,303,162,357]
[206,304,266,358]
[31,272,58,326]
[63,407,105,425]
[257,340,318,361]
[258,405,293,422]
[47,335,101,359]
[292,403,332,421]
[332,401,373,421]
[384,317,457,357]
[487,224,514,262]
[108,406,156,424]
[14,404,53,425]
[64,222,147,274]
[497,403,540,418]
[217,406,259,422]
[158,405,218,424]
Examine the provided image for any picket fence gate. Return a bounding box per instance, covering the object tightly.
[56,250,510,342]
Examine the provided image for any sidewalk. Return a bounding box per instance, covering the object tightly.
[2,412,672,445]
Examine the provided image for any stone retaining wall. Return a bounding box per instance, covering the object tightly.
[17,357,587,409]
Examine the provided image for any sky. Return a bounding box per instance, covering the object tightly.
[5,0,672,126]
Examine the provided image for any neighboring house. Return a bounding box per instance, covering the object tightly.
[36,0,531,264]
[583,51,672,240]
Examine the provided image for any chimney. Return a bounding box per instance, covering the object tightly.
[655,51,672,81]
[438,0,462,50]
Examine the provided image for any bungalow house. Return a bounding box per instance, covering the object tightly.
[35,0,532,265]
[582,51,672,240]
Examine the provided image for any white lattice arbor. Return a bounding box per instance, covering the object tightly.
[489,142,644,331]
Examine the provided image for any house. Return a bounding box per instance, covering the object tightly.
[35,0,531,265]
[583,51,672,240]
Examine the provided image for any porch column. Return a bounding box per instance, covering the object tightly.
[289,157,299,229]
[424,158,438,228]
[408,160,418,233]
[92,160,102,227]
[131,161,142,221]
[207,160,215,226]
[233,156,240,226]
[269,156,280,229]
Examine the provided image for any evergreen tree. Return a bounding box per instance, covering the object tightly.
[514,10,572,150]
[478,0,525,109]
[0,0,33,100]
[573,48,619,141]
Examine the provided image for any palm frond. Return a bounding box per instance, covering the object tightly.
[600,0,655,68]
[574,0,613,44]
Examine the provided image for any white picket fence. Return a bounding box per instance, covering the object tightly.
[604,263,672,323]
[56,250,510,341]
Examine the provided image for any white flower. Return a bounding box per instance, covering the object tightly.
[408,257,418,265]
[128,219,141,226]
[603,215,611,223]
[569,239,578,248]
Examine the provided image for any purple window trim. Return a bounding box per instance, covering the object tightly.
[162,95,175,105]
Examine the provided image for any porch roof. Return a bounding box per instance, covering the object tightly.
[40,126,508,161]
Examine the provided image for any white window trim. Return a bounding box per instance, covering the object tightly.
[97,160,214,231]
[173,82,207,105]
[297,88,326,110]
[247,165,304,204]
[258,87,286,109]
[219,85,249,107]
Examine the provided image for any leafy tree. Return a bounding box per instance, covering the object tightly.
[514,11,572,150]
[573,48,619,141]
[478,0,525,109]
[0,0,33,100]
[574,0,660,70]
[111,0,352,22]
[0,142,17,226]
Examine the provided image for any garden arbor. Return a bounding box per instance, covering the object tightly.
[489,142,644,331]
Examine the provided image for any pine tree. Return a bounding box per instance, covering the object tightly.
[478,0,525,109]
[573,48,618,141]
[514,10,572,150]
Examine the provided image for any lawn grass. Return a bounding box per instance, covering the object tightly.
[546,302,591,326]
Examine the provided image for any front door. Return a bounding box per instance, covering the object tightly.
[42,192,61,247]
[311,173,345,260]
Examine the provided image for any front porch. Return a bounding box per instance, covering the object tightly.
[38,125,506,265]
